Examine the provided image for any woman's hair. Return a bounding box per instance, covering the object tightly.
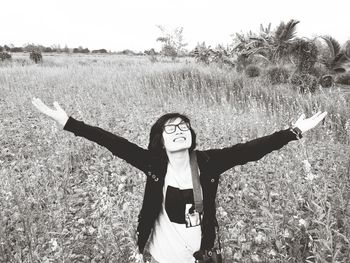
[148,113,197,158]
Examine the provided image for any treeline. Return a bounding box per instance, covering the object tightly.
[0,43,158,56]
[0,44,110,54]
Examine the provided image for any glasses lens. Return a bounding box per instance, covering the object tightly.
[164,125,176,134]
[178,122,189,131]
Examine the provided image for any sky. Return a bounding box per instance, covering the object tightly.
[1,0,349,52]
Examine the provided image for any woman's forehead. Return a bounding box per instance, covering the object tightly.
[165,117,185,125]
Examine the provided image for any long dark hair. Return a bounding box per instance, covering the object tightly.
[148,113,197,159]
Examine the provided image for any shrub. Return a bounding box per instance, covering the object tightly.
[73,47,90,54]
[10,47,24,52]
[236,53,250,72]
[92,49,107,54]
[335,72,350,85]
[319,75,334,88]
[0,51,12,61]
[266,66,290,84]
[290,38,318,73]
[312,62,329,78]
[245,64,261,78]
[43,47,53,53]
[30,50,42,63]
[290,73,318,93]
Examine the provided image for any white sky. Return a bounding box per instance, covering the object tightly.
[1,0,349,52]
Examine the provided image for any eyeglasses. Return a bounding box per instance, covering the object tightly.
[163,122,190,134]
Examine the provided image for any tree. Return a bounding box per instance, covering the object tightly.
[232,20,300,67]
[156,25,188,60]
[92,49,107,54]
[317,36,350,73]
[63,45,70,53]
[289,38,318,73]
[30,50,43,63]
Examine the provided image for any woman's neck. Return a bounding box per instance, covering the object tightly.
[166,149,190,172]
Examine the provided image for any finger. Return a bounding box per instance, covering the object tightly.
[32,98,43,110]
[53,101,61,110]
[311,111,322,119]
[296,113,306,123]
[34,99,53,115]
[316,112,327,122]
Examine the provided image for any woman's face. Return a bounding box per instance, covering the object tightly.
[162,117,192,153]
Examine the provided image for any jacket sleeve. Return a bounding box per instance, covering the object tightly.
[204,129,299,175]
[63,116,149,172]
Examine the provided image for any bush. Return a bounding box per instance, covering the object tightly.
[245,64,261,78]
[335,72,350,85]
[266,66,290,84]
[311,62,329,78]
[43,47,53,53]
[319,75,334,88]
[73,47,90,54]
[290,73,318,93]
[30,50,42,63]
[290,38,318,73]
[92,49,107,54]
[10,47,24,52]
[0,51,12,61]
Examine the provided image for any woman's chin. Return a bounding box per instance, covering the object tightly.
[166,146,190,153]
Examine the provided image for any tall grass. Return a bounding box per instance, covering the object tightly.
[0,54,349,262]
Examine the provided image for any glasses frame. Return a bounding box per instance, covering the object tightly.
[163,122,190,134]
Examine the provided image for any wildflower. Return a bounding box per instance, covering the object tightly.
[302,159,311,174]
[129,251,146,263]
[217,206,227,217]
[50,238,59,252]
[302,159,318,181]
[254,231,267,245]
[233,251,242,261]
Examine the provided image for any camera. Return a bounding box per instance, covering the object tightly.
[185,209,202,228]
[194,248,222,263]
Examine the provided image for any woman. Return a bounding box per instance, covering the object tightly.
[32,97,327,263]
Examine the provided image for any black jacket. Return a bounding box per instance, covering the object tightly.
[63,117,299,253]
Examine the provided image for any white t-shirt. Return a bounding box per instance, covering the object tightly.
[149,163,202,263]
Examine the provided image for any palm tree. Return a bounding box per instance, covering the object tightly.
[318,36,350,73]
[272,19,300,63]
[232,19,300,66]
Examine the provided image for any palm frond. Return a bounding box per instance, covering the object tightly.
[275,19,299,42]
[275,22,285,41]
[342,40,350,58]
[260,23,272,35]
[320,35,341,58]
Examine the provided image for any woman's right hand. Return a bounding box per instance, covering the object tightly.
[32,97,69,128]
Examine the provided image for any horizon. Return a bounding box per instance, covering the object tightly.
[1,0,349,53]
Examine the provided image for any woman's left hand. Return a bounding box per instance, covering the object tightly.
[293,111,328,133]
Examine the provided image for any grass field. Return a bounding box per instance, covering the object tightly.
[1,53,349,262]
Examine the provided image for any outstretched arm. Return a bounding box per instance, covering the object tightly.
[204,112,327,174]
[32,98,150,171]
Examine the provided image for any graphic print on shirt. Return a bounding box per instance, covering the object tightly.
[165,185,196,224]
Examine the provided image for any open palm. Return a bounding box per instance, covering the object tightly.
[32,97,69,127]
[294,111,327,133]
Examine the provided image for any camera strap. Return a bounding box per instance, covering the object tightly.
[190,151,223,256]
[190,151,203,213]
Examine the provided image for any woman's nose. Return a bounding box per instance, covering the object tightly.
[175,127,183,134]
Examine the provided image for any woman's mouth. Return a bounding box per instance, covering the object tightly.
[173,137,186,142]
